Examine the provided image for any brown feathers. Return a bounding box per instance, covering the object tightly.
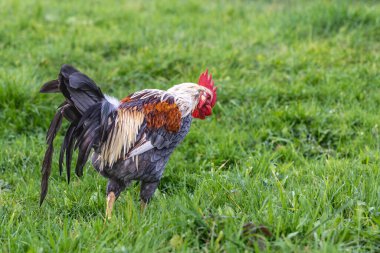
[144,102,181,132]
[120,95,132,103]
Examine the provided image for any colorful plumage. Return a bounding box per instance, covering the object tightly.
[39,65,217,218]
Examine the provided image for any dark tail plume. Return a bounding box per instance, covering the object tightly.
[39,64,114,205]
[40,110,63,205]
[40,80,60,93]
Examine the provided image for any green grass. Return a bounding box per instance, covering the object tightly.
[1,0,380,252]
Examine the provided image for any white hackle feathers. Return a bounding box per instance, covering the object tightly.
[131,85,204,117]
[99,109,144,170]
[167,83,205,116]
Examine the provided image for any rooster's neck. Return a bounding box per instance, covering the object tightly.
[167,83,203,118]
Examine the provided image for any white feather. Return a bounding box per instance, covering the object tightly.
[104,94,120,108]
[127,141,154,158]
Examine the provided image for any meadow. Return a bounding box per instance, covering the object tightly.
[0,0,380,252]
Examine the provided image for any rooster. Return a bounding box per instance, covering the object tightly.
[39,65,217,218]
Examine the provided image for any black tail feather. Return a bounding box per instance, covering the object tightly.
[39,64,112,205]
[60,64,80,78]
[75,135,96,177]
[40,110,63,206]
[40,143,54,206]
[40,80,60,93]
[74,103,102,177]
[65,131,75,185]
[58,65,104,114]
[61,103,81,123]
[59,123,76,177]
[46,109,63,144]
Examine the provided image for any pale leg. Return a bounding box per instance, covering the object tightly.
[106,191,116,219]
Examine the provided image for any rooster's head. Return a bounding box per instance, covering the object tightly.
[167,69,217,119]
[192,70,217,119]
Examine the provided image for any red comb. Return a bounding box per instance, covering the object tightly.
[198,69,217,107]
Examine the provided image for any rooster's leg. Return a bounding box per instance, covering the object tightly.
[105,179,127,219]
[106,191,116,219]
[140,181,159,211]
